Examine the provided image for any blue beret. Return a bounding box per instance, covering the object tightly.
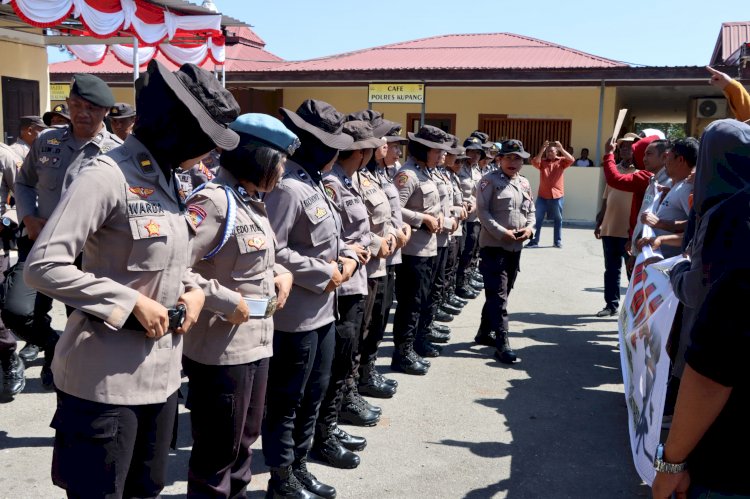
[229,113,300,155]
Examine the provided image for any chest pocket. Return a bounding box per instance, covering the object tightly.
[127,215,171,271]
[343,196,369,226]
[304,202,335,246]
[38,156,64,191]
[420,183,437,209]
[521,191,532,213]
[231,223,269,280]
[494,186,514,212]
[365,191,389,225]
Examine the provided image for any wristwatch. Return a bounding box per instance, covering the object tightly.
[653,443,687,474]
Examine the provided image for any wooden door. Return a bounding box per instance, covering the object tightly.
[2,77,40,145]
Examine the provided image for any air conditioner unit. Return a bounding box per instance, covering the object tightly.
[696,98,727,119]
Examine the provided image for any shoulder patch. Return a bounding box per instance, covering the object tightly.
[324,184,336,201]
[187,204,207,228]
[480,179,490,191]
[396,172,410,187]
[46,138,60,146]
[198,162,214,180]
[137,153,155,174]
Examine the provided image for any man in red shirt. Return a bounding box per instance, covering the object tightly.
[526,140,574,248]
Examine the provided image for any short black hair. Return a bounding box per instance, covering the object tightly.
[650,139,670,156]
[407,140,431,162]
[220,138,285,188]
[669,137,699,167]
[581,148,589,153]
[338,149,356,161]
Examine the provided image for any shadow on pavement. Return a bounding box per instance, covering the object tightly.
[435,312,650,499]
[0,430,53,449]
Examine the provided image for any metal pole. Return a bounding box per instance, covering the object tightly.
[133,37,139,81]
[420,82,426,128]
[221,64,226,88]
[594,80,605,164]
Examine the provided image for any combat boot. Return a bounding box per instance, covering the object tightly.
[339,391,380,426]
[1,352,25,399]
[434,309,453,323]
[431,323,451,334]
[494,331,517,364]
[18,343,39,362]
[391,344,428,375]
[448,295,468,307]
[311,426,360,470]
[474,329,496,347]
[332,423,367,452]
[457,285,480,299]
[415,338,442,358]
[358,363,396,399]
[267,465,323,499]
[425,328,450,344]
[440,302,462,316]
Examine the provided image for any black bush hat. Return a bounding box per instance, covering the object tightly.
[19,116,47,129]
[109,102,136,119]
[463,136,484,150]
[384,122,409,144]
[500,139,530,159]
[342,120,385,150]
[42,103,70,126]
[71,73,115,108]
[143,60,241,151]
[408,125,452,150]
[280,99,354,150]
[346,109,393,138]
[446,134,464,155]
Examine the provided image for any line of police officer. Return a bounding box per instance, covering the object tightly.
[1,62,537,496]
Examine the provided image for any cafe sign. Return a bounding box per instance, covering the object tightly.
[368,83,424,104]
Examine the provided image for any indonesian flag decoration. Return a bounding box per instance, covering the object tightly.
[5,0,224,62]
[67,38,224,66]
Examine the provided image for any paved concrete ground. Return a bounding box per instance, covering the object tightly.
[0,227,651,498]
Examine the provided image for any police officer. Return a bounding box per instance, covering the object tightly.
[10,116,48,160]
[24,59,238,498]
[392,125,452,374]
[456,136,484,299]
[313,120,385,469]
[441,138,469,318]
[475,139,536,363]
[13,73,121,389]
[263,99,358,499]
[42,103,71,127]
[183,114,296,498]
[108,102,136,141]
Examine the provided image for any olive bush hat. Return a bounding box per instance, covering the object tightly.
[280,99,354,150]
[140,60,241,151]
[408,125,452,150]
[384,122,409,144]
[342,120,385,150]
[500,139,530,159]
[463,136,484,151]
[42,103,70,126]
[109,102,136,119]
[346,109,393,138]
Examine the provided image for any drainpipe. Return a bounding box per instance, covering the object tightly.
[133,37,139,81]
[420,81,426,128]
[594,80,605,163]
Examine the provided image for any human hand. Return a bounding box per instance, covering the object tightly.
[422,214,440,233]
[176,287,205,334]
[133,293,169,339]
[339,257,358,282]
[604,138,616,155]
[376,237,391,258]
[324,261,344,293]
[23,215,47,241]
[515,227,533,241]
[450,218,459,233]
[394,227,408,248]
[460,207,468,220]
[641,212,660,228]
[225,294,250,324]
[401,224,412,243]
[274,272,293,309]
[503,228,518,242]
[553,140,563,149]
[636,237,654,251]
[651,470,690,499]
[594,226,602,240]
[706,65,732,90]
[437,213,445,232]
[349,243,370,265]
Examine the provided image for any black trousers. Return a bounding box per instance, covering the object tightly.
[0,322,15,359]
[602,236,629,310]
[317,295,364,432]
[423,246,448,336]
[262,323,335,468]
[443,236,462,303]
[478,247,521,334]
[183,356,269,499]
[51,389,178,499]
[393,255,434,349]
[458,221,480,284]
[358,274,388,367]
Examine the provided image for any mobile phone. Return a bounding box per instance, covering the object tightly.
[514,230,525,237]
[168,304,187,330]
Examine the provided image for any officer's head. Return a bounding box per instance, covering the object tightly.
[339,121,384,170]
[408,126,451,168]
[499,140,530,177]
[66,74,114,139]
[108,103,136,141]
[17,116,47,145]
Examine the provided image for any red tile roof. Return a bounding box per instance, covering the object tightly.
[710,22,750,65]
[49,27,283,76]
[265,33,626,72]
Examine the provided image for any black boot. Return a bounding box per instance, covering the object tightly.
[373,368,398,388]
[440,302,462,315]
[434,309,454,323]
[358,363,396,399]
[292,457,337,498]
[1,353,25,399]
[332,423,367,452]
[468,278,484,290]
[339,391,380,426]
[267,465,323,499]
[311,426,361,469]
[431,323,451,334]
[457,285,480,299]
[474,329,496,347]
[448,295,467,307]
[470,271,484,283]
[391,344,428,375]
[40,333,59,391]
[425,328,450,344]
[494,331,517,364]
[415,338,442,358]
[413,349,431,367]
[18,343,39,362]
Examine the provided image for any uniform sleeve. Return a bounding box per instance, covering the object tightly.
[524,187,536,230]
[476,180,508,239]
[0,151,16,215]
[396,171,424,227]
[186,191,242,316]
[23,163,140,329]
[265,185,334,294]
[602,154,651,193]
[724,79,750,122]
[273,263,290,276]
[14,141,41,221]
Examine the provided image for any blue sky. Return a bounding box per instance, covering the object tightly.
[48,0,749,66]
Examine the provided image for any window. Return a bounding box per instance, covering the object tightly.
[407,113,456,135]
[478,114,572,155]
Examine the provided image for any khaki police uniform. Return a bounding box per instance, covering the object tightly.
[182,168,289,497]
[0,143,22,215]
[457,162,482,290]
[443,168,466,304]
[177,160,215,199]
[475,169,535,337]
[425,166,455,336]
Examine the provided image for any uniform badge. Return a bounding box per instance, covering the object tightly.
[198,162,214,180]
[362,178,372,187]
[247,236,266,250]
[315,207,327,219]
[297,169,308,180]
[137,153,155,174]
[396,173,409,187]
[236,185,248,198]
[480,179,489,191]
[15,161,22,169]
[46,138,60,146]
[187,205,207,228]
[39,156,49,164]
[324,185,336,201]
[129,186,155,199]
[144,219,161,237]
[344,177,352,188]
[51,157,60,165]
[101,145,112,153]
